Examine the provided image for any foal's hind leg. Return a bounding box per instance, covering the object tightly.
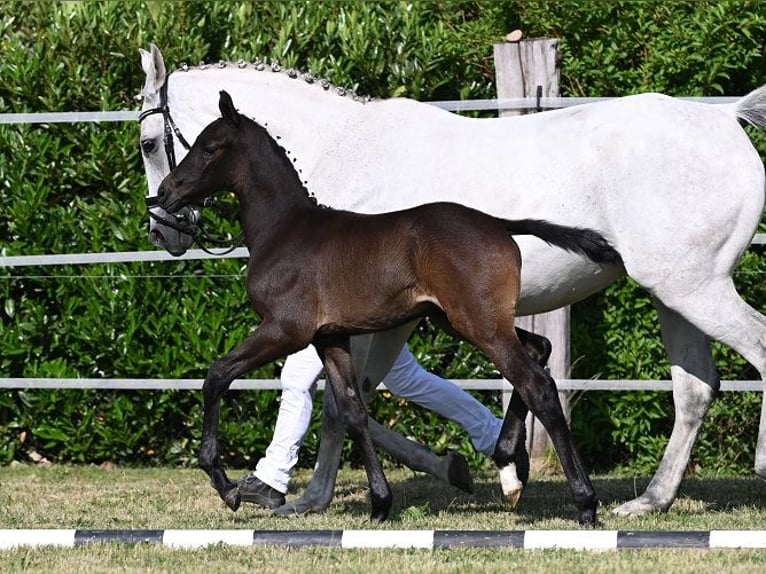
[516,327,553,367]
[489,328,552,506]
[493,390,529,508]
[492,340,597,525]
[448,296,595,520]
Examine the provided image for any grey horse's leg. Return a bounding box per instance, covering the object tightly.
[274,368,347,515]
[277,325,434,515]
[367,418,473,492]
[613,300,719,515]
[615,281,766,515]
[318,340,394,521]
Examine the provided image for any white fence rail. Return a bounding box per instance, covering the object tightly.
[0,378,762,392]
[1,95,762,392]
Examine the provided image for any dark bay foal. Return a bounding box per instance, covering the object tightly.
[157,91,621,525]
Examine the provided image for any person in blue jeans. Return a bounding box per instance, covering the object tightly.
[238,343,503,508]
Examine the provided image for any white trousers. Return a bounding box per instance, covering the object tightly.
[254,345,503,494]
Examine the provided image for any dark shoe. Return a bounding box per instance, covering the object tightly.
[237,474,286,509]
[445,451,474,494]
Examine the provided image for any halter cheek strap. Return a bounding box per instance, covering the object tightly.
[140,76,195,230]
[138,79,191,171]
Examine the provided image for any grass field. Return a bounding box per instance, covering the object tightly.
[2,464,766,572]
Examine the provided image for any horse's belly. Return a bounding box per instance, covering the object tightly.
[515,241,625,315]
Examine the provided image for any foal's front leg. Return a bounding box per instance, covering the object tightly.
[279,329,412,516]
[199,322,302,511]
[317,339,393,521]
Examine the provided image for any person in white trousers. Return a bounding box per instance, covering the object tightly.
[238,344,503,508]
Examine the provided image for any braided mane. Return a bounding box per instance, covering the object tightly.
[172,59,374,105]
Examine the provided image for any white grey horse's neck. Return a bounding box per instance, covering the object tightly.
[166,65,364,204]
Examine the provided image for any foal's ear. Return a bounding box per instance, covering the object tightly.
[218,90,241,128]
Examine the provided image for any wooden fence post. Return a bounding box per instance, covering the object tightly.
[493,35,572,465]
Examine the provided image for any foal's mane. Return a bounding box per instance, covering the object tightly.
[170,59,368,211]
[171,58,373,106]
[242,113,328,210]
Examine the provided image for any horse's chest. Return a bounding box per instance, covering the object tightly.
[245,251,307,311]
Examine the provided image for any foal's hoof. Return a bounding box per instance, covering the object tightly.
[576,496,600,527]
[369,501,392,523]
[498,463,524,509]
[370,509,389,523]
[504,486,524,509]
[578,506,598,528]
[370,490,393,523]
[223,487,242,512]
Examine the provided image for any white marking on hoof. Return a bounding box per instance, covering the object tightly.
[499,463,524,508]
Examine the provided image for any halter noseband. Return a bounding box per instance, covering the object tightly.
[140,78,242,254]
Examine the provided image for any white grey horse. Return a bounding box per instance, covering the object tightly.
[139,43,766,516]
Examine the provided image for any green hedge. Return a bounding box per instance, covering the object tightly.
[1,0,765,475]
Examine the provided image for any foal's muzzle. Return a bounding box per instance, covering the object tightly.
[153,183,173,212]
[154,179,194,216]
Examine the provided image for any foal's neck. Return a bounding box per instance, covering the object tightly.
[236,123,318,246]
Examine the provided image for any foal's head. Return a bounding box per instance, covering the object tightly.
[157,91,252,215]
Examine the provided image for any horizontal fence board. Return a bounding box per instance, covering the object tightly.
[3,234,765,268]
[0,110,139,124]
[0,248,250,267]
[0,378,760,392]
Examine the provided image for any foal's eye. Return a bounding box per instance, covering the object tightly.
[141,139,156,154]
[203,146,217,157]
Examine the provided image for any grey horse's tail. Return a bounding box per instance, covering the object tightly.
[503,219,622,267]
[730,85,766,129]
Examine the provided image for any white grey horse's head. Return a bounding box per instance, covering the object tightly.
[138,44,197,256]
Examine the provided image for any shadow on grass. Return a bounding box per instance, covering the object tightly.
[277,470,766,523]
[593,475,766,512]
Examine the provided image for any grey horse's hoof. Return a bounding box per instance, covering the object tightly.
[612,497,661,516]
[273,502,298,516]
[274,495,330,516]
[223,487,242,512]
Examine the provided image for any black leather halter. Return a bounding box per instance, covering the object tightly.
[139,78,242,254]
[139,79,191,172]
[140,77,194,233]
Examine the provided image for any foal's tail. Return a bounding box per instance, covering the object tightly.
[728,84,766,129]
[504,219,622,266]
